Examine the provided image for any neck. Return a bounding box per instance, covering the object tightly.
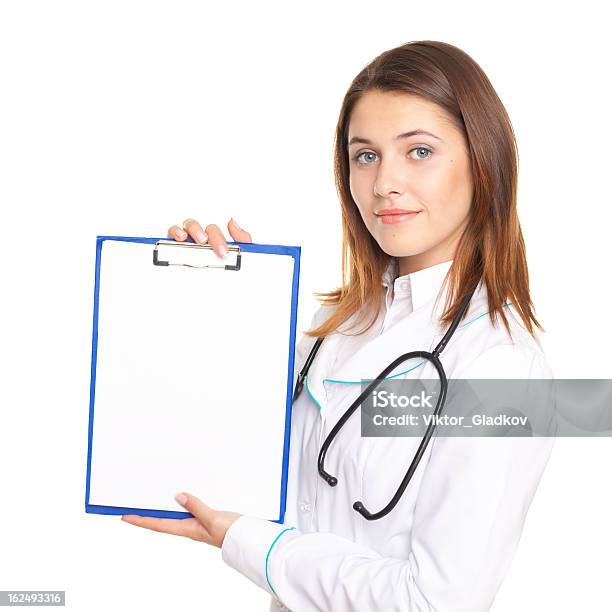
[398,253,454,276]
[398,221,465,276]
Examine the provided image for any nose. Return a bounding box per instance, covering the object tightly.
[373,157,407,198]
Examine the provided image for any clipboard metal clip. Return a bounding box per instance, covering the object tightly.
[153,240,242,271]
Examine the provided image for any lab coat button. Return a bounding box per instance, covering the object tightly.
[299,501,311,513]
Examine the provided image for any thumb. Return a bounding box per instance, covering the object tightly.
[175,492,214,522]
[228,218,252,243]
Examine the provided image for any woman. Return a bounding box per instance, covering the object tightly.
[122,40,555,611]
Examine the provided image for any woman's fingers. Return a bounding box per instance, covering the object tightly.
[174,492,241,547]
[167,224,188,241]
[167,217,252,257]
[121,514,191,536]
[227,218,252,243]
[181,218,226,257]
[182,218,208,245]
[204,224,230,257]
[121,515,211,543]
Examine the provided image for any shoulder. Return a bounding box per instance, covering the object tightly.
[454,339,553,379]
[450,295,553,380]
[309,304,337,328]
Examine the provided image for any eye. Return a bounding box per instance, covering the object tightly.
[351,146,433,165]
[409,146,432,160]
[352,151,378,165]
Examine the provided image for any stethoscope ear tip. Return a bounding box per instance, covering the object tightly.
[319,471,338,487]
[353,501,373,520]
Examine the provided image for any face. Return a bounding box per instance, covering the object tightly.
[347,90,474,275]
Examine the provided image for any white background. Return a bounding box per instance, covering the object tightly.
[1,1,610,610]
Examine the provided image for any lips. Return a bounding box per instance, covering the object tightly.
[375,208,422,225]
[375,208,421,216]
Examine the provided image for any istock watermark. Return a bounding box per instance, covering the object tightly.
[359,379,612,437]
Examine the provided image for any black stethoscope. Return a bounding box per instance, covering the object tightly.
[292,283,477,521]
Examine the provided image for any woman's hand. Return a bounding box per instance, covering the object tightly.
[167,217,253,258]
[121,492,242,548]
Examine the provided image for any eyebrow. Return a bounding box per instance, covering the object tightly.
[347,129,443,146]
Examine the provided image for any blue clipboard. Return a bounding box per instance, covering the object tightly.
[85,235,301,523]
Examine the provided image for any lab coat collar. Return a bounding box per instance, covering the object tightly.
[381,256,454,313]
[305,257,477,415]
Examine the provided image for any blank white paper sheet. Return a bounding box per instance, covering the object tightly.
[85,237,300,522]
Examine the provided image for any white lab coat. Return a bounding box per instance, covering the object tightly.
[221,258,556,612]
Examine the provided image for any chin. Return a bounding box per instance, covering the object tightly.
[377,239,427,258]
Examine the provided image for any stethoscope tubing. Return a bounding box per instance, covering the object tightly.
[295,283,478,520]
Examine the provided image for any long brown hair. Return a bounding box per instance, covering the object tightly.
[305,40,543,341]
